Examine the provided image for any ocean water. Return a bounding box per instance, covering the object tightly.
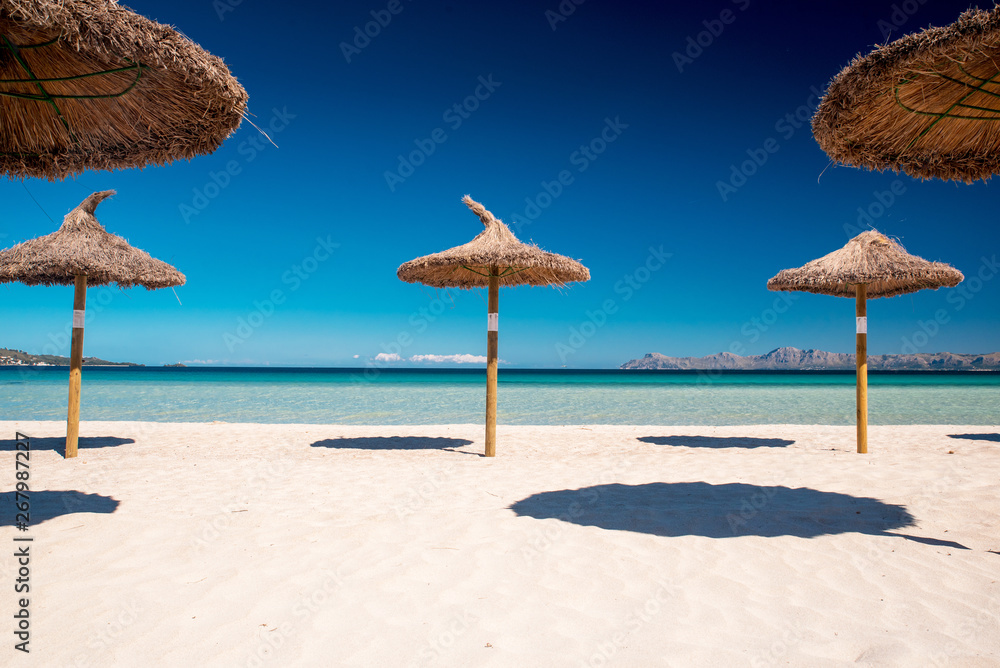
[1,367,998,425]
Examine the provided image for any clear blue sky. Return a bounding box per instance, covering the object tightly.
[2,0,997,367]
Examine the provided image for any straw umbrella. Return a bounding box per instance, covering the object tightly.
[768,231,963,453]
[1,0,247,180]
[397,196,590,457]
[0,190,184,457]
[812,6,1000,183]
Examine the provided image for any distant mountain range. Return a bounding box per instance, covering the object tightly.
[621,347,1000,371]
[0,348,142,367]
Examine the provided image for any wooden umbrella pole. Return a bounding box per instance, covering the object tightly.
[66,274,87,458]
[856,284,868,454]
[485,269,499,457]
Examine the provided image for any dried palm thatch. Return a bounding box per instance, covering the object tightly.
[0,189,185,288]
[813,6,1000,183]
[397,196,590,288]
[1,0,247,180]
[767,231,963,298]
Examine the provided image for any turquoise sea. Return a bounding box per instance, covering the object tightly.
[1,367,997,425]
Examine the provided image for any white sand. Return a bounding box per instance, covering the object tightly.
[2,421,999,667]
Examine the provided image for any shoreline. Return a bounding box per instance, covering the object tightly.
[4,365,1000,373]
[2,421,998,665]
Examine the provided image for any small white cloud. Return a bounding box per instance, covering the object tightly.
[409,354,487,364]
[181,359,220,365]
[374,353,402,362]
[353,354,360,359]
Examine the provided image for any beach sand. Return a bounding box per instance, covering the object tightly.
[2,421,999,667]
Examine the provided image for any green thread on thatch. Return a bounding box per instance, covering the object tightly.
[459,265,491,278]
[956,63,1000,85]
[951,102,1000,117]
[895,68,1000,148]
[0,32,145,145]
[1,35,76,142]
[0,63,145,101]
[916,69,1000,99]
[0,36,60,50]
[0,63,147,86]
[458,265,531,279]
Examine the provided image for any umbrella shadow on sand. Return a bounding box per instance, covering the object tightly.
[311,436,481,456]
[948,433,1000,443]
[0,436,134,452]
[509,482,968,548]
[2,491,119,527]
[638,436,794,449]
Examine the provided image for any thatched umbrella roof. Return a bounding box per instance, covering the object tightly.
[813,7,1000,183]
[0,190,185,288]
[767,231,963,298]
[397,196,590,288]
[1,0,247,181]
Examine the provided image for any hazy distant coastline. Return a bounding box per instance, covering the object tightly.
[0,348,142,367]
[621,347,1000,371]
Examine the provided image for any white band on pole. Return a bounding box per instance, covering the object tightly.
[73,310,86,329]
[488,313,498,331]
[856,316,867,334]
